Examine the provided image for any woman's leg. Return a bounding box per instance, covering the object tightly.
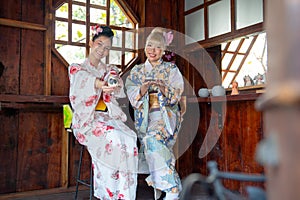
[143,136,181,195]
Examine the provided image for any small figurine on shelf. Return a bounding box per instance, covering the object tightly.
[231,81,239,95]
[253,73,265,85]
[243,75,254,86]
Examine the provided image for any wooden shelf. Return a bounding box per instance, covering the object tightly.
[0,94,69,110]
[187,93,262,103]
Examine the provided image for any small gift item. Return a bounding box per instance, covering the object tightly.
[198,88,210,97]
[231,81,239,95]
[254,73,265,85]
[105,65,121,87]
[244,75,254,86]
[211,85,226,97]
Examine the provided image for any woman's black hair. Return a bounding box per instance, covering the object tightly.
[92,25,114,41]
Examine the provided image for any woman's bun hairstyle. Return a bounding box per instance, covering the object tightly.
[146,27,174,50]
[91,25,114,41]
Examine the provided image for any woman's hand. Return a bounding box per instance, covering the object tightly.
[102,85,117,95]
[155,80,166,95]
[140,81,152,97]
[140,80,167,97]
[95,78,106,89]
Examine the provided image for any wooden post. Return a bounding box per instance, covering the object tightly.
[44,0,52,95]
[61,128,69,188]
[257,1,300,199]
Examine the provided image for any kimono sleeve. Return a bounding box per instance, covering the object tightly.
[68,63,100,135]
[165,64,184,105]
[125,66,144,109]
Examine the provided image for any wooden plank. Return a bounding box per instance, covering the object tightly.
[61,128,69,188]
[0,26,20,94]
[222,101,243,192]
[20,29,44,95]
[0,94,69,103]
[0,1,21,21]
[0,109,19,194]
[47,113,64,188]
[51,50,70,96]
[188,93,262,103]
[0,186,88,199]
[44,0,52,95]
[21,0,45,25]
[194,102,210,175]
[0,103,64,111]
[240,101,264,191]
[17,112,49,191]
[0,18,46,31]
[15,111,64,191]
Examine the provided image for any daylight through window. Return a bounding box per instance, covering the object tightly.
[54,0,138,70]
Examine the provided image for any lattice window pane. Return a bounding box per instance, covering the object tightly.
[90,8,106,24]
[91,0,106,6]
[56,3,68,18]
[72,5,86,21]
[112,30,122,48]
[109,50,122,65]
[55,21,68,41]
[56,44,86,64]
[125,31,134,49]
[125,52,134,65]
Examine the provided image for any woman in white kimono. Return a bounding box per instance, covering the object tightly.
[68,25,138,200]
[125,28,184,200]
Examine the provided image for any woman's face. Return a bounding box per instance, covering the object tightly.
[145,40,164,64]
[89,36,112,60]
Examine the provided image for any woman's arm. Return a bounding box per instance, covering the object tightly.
[164,65,184,105]
[125,66,145,109]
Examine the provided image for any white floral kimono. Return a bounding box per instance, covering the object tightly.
[125,59,184,194]
[68,59,138,200]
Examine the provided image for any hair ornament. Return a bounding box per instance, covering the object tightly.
[91,24,103,36]
[163,31,174,46]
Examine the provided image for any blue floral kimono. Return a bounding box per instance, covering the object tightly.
[125,59,184,194]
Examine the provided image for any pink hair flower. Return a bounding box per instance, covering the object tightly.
[91,24,103,36]
[164,31,174,46]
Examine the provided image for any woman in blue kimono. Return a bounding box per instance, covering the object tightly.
[125,27,184,200]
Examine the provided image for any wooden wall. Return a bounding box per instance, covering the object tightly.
[178,98,264,193]
[177,46,265,193]
[0,0,264,196]
[0,0,74,194]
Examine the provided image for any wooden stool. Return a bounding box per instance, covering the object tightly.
[63,104,93,199]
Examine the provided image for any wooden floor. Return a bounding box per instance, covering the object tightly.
[0,183,208,200]
[0,184,151,200]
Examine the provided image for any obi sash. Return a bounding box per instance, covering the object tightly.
[95,95,108,112]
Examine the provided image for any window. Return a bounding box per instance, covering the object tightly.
[222,32,267,88]
[54,0,138,70]
[184,0,265,89]
[184,0,264,43]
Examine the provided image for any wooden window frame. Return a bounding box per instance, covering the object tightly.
[53,0,140,71]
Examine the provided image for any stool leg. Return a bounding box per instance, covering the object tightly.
[75,145,85,200]
[89,164,93,200]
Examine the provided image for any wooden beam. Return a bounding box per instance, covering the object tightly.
[61,128,69,188]
[44,0,53,95]
[257,1,300,198]
[0,94,69,103]
[183,23,264,52]
[0,186,88,199]
[0,18,47,31]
